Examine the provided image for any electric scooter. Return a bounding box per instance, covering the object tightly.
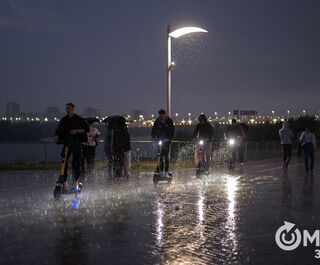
[53,146,83,199]
[195,139,210,178]
[227,138,237,171]
[153,140,173,186]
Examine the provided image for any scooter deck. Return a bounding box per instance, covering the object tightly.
[54,184,82,199]
[153,172,173,185]
[62,187,82,195]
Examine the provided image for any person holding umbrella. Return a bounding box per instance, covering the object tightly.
[104,116,130,178]
[81,118,101,173]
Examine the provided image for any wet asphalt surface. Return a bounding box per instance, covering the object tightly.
[1,156,320,265]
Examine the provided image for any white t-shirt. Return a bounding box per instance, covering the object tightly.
[84,126,100,146]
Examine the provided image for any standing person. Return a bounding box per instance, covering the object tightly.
[151,109,175,177]
[279,121,294,170]
[104,117,128,178]
[297,130,303,157]
[81,121,100,173]
[104,122,114,176]
[123,124,131,179]
[54,103,89,190]
[193,114,214,170]
[299,128,316,173]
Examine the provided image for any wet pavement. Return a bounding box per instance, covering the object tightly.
[1,156,320,265]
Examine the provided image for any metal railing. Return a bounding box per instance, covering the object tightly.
[0,140,285,165]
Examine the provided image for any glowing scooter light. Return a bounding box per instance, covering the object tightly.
[228,139,236,146]
[199,140,204,146]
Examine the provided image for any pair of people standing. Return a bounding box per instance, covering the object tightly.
[279,122,316,173]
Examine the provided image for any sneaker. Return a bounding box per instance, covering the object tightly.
[164,172,169,178]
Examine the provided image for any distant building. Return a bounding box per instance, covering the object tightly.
[6,102,20,116]
[83,107,100,118]
[44,106,60,118]
[131,110,146,120]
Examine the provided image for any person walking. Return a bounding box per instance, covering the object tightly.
[299,127,316,173]
[279,121,294,170]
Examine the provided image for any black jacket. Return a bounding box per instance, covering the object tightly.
[193,122,213,141]
[151,117,175,140]
[55,114,89,144]
[105,126,131,154]
[225,124,243,139]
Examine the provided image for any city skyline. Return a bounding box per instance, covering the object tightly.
[0,100,318,119]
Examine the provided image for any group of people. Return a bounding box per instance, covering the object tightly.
[53,103,250,189]
[279,121,317,173]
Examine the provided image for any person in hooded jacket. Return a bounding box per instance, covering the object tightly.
[193,114,214,169]
[279,121,294,170]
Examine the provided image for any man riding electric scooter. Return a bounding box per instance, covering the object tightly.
[54,103,89,197]
[193,114,213,178]
[151,109,175,183]
[224,119,245,170]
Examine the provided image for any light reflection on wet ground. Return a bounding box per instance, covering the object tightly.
[1,157,320,264]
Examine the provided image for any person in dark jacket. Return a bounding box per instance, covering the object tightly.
[54,103,89,189]
[123,124,131,179]
[299,127,317,173]
[151,109,175,177]
[104,117,131,178]
[193,114,213,168]
[224,119,246,165]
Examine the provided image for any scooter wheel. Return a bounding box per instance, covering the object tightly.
[54,185,62,199]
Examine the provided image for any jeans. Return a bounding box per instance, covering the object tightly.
[303,143,314,171]
[159,141,171,172]
[81,145,96,172]
[282,144,292,167]
[59,143,82,183]
[194,142,212,169]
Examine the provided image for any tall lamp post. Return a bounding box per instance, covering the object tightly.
[167,25,208,117]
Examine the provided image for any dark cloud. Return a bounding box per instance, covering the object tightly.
[0,0,54,32]
[0,0,320,116]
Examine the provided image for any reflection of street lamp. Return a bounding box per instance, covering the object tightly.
[167,25,208,117]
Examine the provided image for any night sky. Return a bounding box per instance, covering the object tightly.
[1,0,320,116]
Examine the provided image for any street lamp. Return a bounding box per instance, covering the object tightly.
[167,25,208,117]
